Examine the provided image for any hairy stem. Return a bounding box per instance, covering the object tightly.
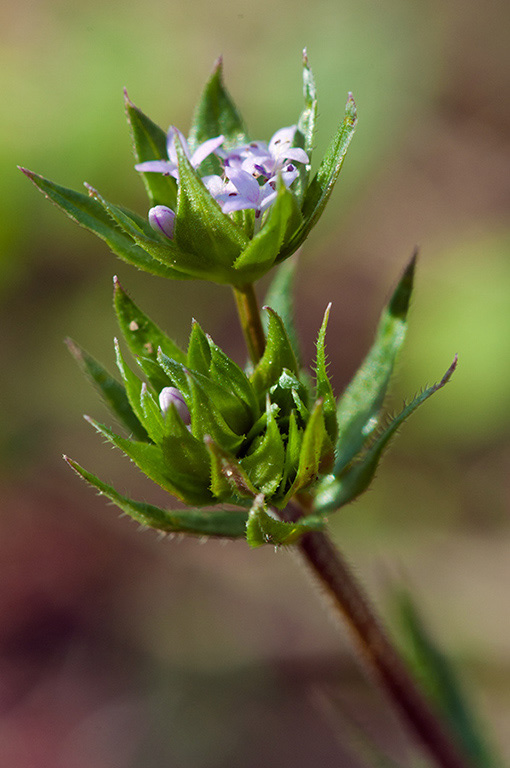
[232,283,266,365]
[233,288,472,768]
[281,500,472,768]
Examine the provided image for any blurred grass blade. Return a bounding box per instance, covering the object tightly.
[65,457,247,538]
[394,589,503,768]
[334,254,417,473]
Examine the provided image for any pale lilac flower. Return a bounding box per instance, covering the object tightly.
[148,205,175,239]
[218,167,279,217]
[159,386,190,424]
[135,127,224,180]
[221,126,308,183]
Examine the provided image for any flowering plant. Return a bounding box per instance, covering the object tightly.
[22,50,495,768]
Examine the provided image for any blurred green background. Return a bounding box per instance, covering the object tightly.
[1,0,509,764]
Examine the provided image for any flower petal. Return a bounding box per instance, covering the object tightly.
[190,135,225,168]
[135,160,177,175]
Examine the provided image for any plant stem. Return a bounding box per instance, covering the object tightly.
[281,500,472,768]
[232,283,266,365]
[232,285,472,768]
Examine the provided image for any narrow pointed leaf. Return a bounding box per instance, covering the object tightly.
[124,90,178,208]
[86,184,215,279]
[115,339,147,430]
[297,49,318,162]
[233,179,302,277]
[208,337,259,419]
[140,383,165,443]
[20,168,184,278]
[65,457,247,537]
[334,254,416,472]
[186,372,245,454]
[280,399,333,506]
[282,410,303,489]
[188,57,250,160]
[65,338,148,441]
[205,437,258,503]
[279,94,357,259]
[85,416,213,505]
[246,495,324,548]
[160,404,212,495]
[315,303,338,443]
[187,319,212,375]
[174,138,248,269]
[250,307,299,397]
[113,276,187,372]
[263,258,301,365]
[314,357,457,513]
[240,399,285,497]
[292,49,318,203]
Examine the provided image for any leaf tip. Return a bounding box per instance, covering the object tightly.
[64,336,81,360]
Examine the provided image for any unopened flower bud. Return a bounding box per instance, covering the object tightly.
[148,206,175,239]
[159,386,190,424]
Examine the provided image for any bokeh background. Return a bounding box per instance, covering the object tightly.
[1,0,509,765]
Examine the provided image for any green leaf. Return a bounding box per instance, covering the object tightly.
[233,179,302,278]
[173,137,248,270]
[159,354,252,436]
[314,357,458,513]
[114,339,147,432]
[208,337,259,419]
[65,338,148,441]
[315,303,338,443]
[124,90,178,209]
[292,48,318,204]
[140,383,166,443]
[65,457,247,538]
[85,416,214,505]
[282,410,303,489]
[297,49,318,163]
[113,276,187,389]
[205,437,258,503]
[246,494,325,548]
[279,93,357,259]
[187,319,212,375]
[85,184,216,280]
[186,371,245,454]
[188,57,250,162]
[334,254,416,472]
[263,258,301,365]
[240,398,285,497]
[250,307,299,397]
[279,399,333,506]
[394,589,503,768]
[20,168,184,279]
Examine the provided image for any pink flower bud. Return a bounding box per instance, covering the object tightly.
[159,386,190,424]
[148,206,175,239]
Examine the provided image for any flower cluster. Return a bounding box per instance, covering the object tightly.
[22,52,357,286]
[138,125,309,238]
